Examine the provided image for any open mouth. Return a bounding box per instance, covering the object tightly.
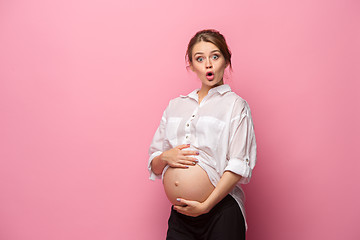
[206,71,214,80]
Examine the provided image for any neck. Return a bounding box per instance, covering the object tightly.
[197,81,224,102]
[198,86,211,98]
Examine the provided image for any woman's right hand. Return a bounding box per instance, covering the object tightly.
[161,144,199,168]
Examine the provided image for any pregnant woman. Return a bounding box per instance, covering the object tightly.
[148,29,257,240]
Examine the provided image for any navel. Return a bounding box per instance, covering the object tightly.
[174,181,179,187]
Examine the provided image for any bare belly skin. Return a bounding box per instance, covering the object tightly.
[163,164,215,206]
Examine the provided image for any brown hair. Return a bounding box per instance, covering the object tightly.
[186,29,232,69]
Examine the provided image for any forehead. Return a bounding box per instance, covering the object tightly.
[192,41,220,55]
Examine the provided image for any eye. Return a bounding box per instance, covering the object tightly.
[212,55,219,60]
[196,57,204,62]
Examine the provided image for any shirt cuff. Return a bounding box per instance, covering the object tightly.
[148,151,163,181]
[224,157,252,184]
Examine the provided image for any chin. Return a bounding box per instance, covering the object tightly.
[208,81,223,87]
[202,79,220,85]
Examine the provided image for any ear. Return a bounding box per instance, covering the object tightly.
[189,64,194,72]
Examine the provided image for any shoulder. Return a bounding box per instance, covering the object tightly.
[167,95,186,106]
[224,91,248,107]
[224,92,252,116]
[162,95,189,114]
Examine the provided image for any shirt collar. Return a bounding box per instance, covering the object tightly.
[180,84,231,99]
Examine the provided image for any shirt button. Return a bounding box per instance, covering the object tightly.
[186,123,189,127]
[192,115,195,117]
[185,136,189,139]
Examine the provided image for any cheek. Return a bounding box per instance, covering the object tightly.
[192,65,203,75]
[215,61,227,72]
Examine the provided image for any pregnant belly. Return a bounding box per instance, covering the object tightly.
[163,164,215,206]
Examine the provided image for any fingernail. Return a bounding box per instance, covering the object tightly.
[187,144,190,146]
[196,152,200,155]
[176,198,181,202]
[193,162,196,165]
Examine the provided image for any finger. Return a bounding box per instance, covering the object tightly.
[177,144,191,150]
[179,156,198,161]
[173,205,186,212]
[181,150,200,156]
[170,163,190,169]
[178,160,197,166]
[176,198,192,206]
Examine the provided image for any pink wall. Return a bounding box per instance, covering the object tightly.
[1,0,359,239]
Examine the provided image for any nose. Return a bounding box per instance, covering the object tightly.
[205,58,213,69]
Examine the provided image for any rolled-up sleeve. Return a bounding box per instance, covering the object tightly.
[224,99,257,184]
[148,107,168,180]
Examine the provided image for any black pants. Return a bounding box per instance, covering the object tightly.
[166,194,246,240]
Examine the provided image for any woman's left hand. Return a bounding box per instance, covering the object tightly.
[173,198,210,217]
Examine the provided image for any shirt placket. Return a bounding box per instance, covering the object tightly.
[200,93,219,170]
[184,107,199,144]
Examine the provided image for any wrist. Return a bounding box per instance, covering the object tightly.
[159,153,167,165]
[202,200,212,214]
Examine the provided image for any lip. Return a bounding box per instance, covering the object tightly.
[206,71,214,80]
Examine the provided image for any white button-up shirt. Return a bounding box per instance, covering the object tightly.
[148,84,257,228]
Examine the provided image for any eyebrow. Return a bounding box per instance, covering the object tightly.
[194,50,221,56]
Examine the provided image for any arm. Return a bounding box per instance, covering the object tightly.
[151,144,199,175]
[202,171,242,212]
[148,101,199,178]
[174,171,242,216]
[175,99,257,216]
[150,154,167,176]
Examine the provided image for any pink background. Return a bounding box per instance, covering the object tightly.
[1,0,359,239]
